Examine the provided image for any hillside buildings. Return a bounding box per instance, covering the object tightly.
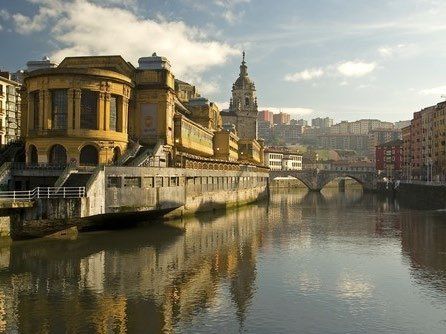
[303,119,402,157]
[311,117,333,129]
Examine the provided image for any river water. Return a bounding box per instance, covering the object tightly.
[1,188,446,333]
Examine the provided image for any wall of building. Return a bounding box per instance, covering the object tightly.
[23,66,132,165]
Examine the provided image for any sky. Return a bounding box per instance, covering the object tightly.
[1,0,446,123]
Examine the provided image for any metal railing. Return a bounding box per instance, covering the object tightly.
[0,187,86,202]
[10,162,67,170]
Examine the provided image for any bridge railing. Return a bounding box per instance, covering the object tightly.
[0,187,86,202]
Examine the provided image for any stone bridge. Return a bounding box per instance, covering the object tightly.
[270,169,377,191]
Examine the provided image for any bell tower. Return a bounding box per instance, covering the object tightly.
[228,51,258,140]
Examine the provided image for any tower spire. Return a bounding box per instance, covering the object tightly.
[242,50,245,64]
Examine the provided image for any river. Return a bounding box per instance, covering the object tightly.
[0,188,446,333]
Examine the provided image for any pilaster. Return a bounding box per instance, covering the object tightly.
[43,90,50,130]
[67,89,74,129]
[122,97,129,134]
[104,93,111,131]
[98,92,105,130]
[74,89,81,130]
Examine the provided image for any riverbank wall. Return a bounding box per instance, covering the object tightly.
[378,181,446,209]
[4,167,269,240]
[397,182,446,209]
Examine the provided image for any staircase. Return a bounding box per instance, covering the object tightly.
[115,140,142,166]
[0,162,12,190]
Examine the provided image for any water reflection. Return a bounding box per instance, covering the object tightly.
[0,189,445,333]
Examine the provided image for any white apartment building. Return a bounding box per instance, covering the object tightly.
[282,154,303,170]
[264,149,303,171]
[264,151,283,170]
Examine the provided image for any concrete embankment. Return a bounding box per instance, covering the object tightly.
[397,182,446,209]
[378,181,446,210]
[3,167,269,240]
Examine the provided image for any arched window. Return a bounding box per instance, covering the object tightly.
[79,145,99,166]
[48,144,67,165]
[112,146,121,164]
[29,145,38,164]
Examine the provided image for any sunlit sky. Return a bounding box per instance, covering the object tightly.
[1,0,446,122]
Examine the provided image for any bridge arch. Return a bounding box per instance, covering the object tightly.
[270,175,314,190]
[318,173,366,190]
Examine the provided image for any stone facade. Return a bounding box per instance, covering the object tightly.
[20,54,264,168]
[0,74,21,146]
[22,56,133,165]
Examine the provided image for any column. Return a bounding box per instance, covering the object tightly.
[97,92,105,130]
[74,89,81,130]
[104,93,111,131]
[67,89,74,130]
[122,97,129,134]
[41,90,48,130]
[26,92,33,132]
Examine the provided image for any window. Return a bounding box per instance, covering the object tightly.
[33,91,40,129]
[123,177,141,188]
[29,145,38,164]
[143,177,154,188]
[110,95,118,131]
[81,90,98,129]
[51,90,68,130]
[48,144,67,164]
[155,177,163,187]
[79,145,99,166]
[107,177,122,188]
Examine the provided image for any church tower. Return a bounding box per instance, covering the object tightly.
[227,52,258,140]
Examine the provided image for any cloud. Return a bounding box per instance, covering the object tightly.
[419,85,446,96]
[217,0,250,24]
[0,9,10,20]
[11,0,239,82]
[378,47,393,57]
[12,0,64,34]
[284,68,324,82]
[285,60,376,83]
[337,61,376,77]
[215,101,230,110]
[378,44,409,58]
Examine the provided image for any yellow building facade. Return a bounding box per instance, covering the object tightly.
[20,54,265,169]
[22,56,133,165]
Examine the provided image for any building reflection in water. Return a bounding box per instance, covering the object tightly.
[0,189,445,333]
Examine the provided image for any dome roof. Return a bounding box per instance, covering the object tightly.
[234,75,253,88]
[233,51,255,89]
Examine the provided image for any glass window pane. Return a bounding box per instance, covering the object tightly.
[33,91,40,129]
[81,90,98,129]
[51,89,67,130]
